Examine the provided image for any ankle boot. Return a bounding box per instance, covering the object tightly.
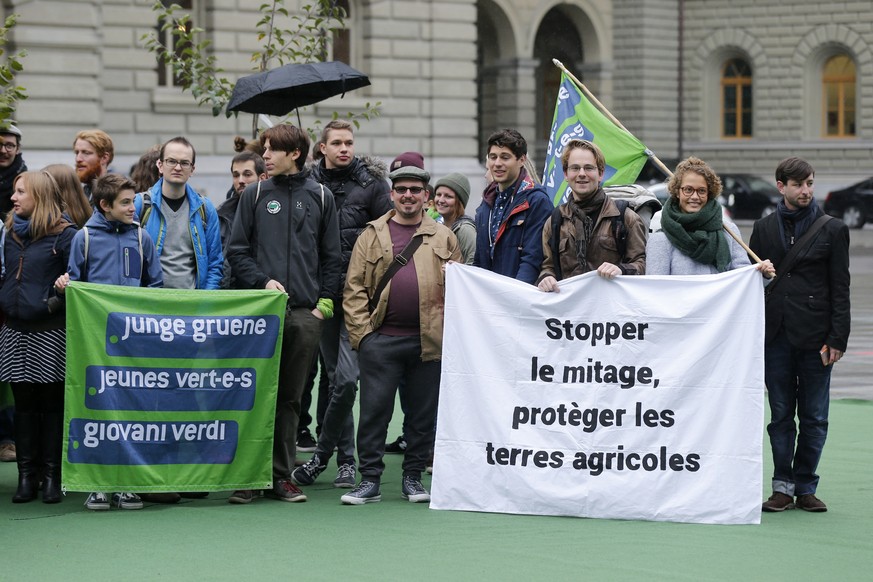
[40,412,63,504]
[12,412,41,503]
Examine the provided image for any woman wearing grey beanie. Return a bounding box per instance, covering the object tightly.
[434,172,476,265]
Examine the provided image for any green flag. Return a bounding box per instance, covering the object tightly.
[542,72,650,205]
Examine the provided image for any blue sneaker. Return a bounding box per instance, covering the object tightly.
[333,463,356,488]
[401,476,430,503]
[340,480,381,505]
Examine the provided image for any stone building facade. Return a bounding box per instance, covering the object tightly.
[4,0,872,200]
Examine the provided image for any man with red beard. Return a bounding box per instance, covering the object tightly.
[73,129,113,202]
[0,124,26,220]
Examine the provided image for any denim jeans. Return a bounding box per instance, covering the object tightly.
[764,330,832,496]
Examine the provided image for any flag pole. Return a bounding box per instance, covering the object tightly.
[552,59,674,180]
[551,59,766,267]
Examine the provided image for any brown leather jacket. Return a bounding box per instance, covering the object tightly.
[537,195,647,283]
[344,211,462,361]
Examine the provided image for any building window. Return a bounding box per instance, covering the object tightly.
[320,0,351,64]
[823,54,856,137]
[332,0,351,64]
[156,0,195,88]
[721,58,752,138]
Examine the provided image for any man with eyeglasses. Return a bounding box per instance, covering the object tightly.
[474,128,552,284]
[537,139,646,292]
[226,124,341,504]
[291,120,391,489]
[340,165,461,505]
[135,136,223,290]
[0,124,26,221]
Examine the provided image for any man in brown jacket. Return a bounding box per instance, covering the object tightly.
[341,165,461,505]
[537,139,646,292]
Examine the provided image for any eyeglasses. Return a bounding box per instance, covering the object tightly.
[393,186,425,195]
[163,158,193,169]
[0,142,17,152]
[680,186,708,198]
[567,164,599,174]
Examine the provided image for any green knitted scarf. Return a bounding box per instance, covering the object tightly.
[661,197,731,272]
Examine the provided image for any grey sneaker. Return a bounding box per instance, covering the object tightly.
[401,476,430,503]
[291,453,327,486]
[340,480,381,505]
[85,491,110,511]
[228,489,257,504]
[112,492,144,510]
[334,463,356,488]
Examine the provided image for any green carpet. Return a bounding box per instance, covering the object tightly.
[3,400,871,581]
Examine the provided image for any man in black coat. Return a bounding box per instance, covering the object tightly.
[750,157,850,514]
[291,120,391,489]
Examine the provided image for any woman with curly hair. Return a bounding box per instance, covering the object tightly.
[646,156,774,277]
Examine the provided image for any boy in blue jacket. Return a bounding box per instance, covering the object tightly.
[55,173,163,511]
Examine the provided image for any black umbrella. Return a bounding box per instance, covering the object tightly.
[227,61,371,117]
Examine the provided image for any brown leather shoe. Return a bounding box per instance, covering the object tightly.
[762,492,795,512]
[796,493,827,512]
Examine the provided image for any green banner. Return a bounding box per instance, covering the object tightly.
[63,282,286,492]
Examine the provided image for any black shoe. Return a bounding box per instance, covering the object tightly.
[40,412,63,504]
[11,412,40,503]
[297,428,317,453]
[291,453,327,486]
[384,435,407,454]
[179,492,209,499]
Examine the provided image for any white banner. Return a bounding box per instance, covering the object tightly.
[431,264,765,525]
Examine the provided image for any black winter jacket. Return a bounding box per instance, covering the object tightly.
[0,222,76,331]
[227,171,342,307]
[310,156,391,272]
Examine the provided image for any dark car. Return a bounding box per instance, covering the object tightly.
[824,177,873,229]
[720,174,782,220]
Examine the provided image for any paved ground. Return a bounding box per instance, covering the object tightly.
[736,221,873,400]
